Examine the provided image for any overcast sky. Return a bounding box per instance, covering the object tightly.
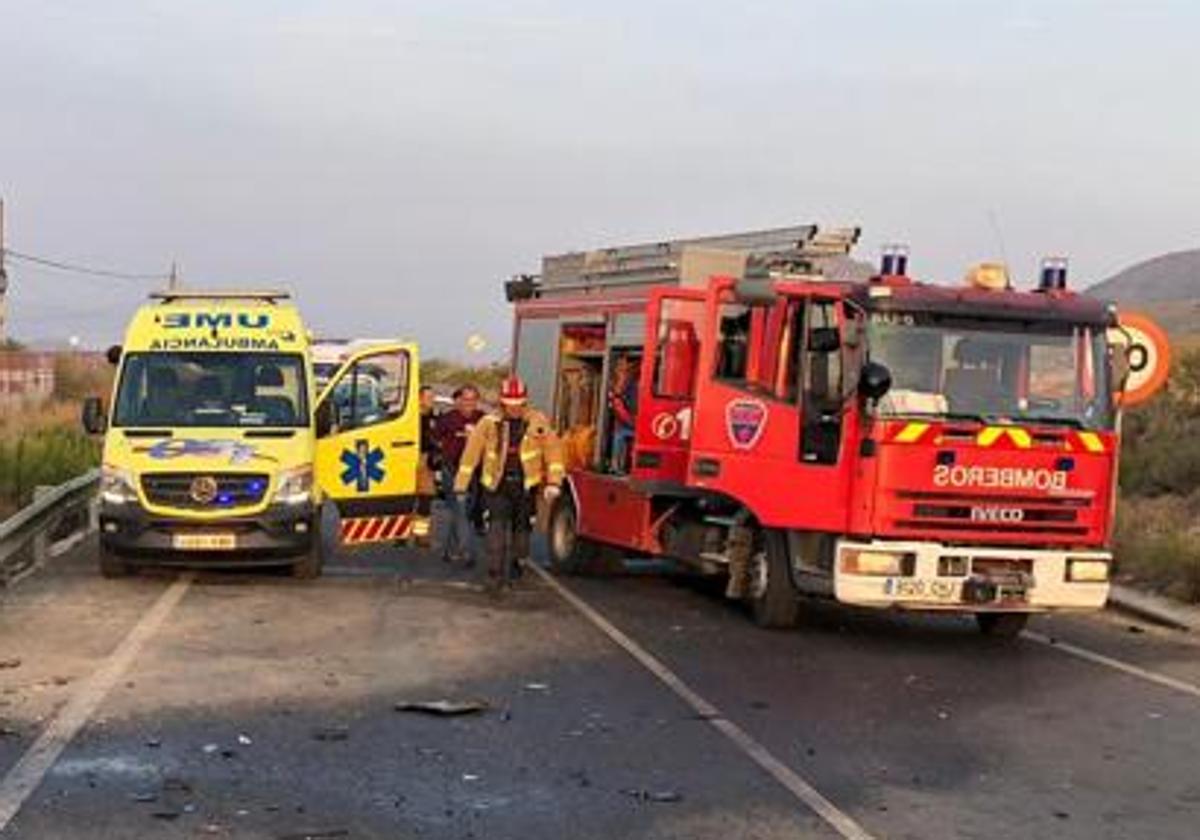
[2,0,1198,357]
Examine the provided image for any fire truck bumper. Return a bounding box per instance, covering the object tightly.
[832,539,1111,612]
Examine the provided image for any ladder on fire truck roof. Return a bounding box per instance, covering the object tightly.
[530,224,861,295]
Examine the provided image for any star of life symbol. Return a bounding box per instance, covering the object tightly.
[340,439,385,492]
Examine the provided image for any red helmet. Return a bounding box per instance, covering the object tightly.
[498,375,528,405]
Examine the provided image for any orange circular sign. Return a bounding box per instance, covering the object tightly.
[1109,312,1170,406]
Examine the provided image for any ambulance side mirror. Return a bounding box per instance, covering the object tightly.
[314,400,334,438]
[858,362,892,401]
[105,345,122,366]
[82,397,107,435]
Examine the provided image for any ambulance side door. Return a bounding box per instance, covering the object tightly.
[313,343,423,546]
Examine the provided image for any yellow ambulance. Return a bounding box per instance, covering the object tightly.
[82,291,428,578]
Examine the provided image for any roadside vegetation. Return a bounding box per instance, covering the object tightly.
[0,352,108,518]
[1115,347,1200,602]
[421,358,509,397]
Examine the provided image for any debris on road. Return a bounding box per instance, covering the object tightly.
[238,734,253,745]
[0,725,19,738]
[462,773,480,782]
[130,791,158,803]
[144,737,162,748]
[312,726,349,742]
[394,699,489,716]
[621,788,683,804]
[277,830,350,839]
[202,743,220,754]
[0,658,21,669]
[523,682,549,692]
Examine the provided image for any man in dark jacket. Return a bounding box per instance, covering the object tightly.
[434,385,484,565]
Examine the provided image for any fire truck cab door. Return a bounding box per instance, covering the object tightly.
[800,300,846,466]
[632,289,705,486]
[313,343,424,547]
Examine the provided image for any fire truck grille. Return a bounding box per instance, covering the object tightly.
[892,491,1091,537]
[141,473,270,510]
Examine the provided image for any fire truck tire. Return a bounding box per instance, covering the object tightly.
[98,545,132,578]
[975,612,1029,638]
[547,496,599,575]
[748,530,800,629]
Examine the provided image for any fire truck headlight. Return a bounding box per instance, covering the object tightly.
[841,549,914,577]
[1066,558,1109,583]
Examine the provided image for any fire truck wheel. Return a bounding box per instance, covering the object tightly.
[548,495,598,575]
[748,530,800,629]
[975,612,1029,638]
[98,545,132,578]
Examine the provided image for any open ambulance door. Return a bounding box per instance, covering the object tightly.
[313,343,427,549]
[632,288,705,487]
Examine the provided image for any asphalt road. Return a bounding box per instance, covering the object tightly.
[0,540,1198,839]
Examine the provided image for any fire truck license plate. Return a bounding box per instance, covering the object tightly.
[172,533,237,551]
[885,578,960,601]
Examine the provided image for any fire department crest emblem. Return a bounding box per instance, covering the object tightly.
[725,398,768,450]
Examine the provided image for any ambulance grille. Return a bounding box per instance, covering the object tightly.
[141,473,270,510]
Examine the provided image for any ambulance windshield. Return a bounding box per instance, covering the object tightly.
[113,352,309,428]
[867,313,1114,430]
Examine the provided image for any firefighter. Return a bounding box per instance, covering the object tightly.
[454,376,564,592]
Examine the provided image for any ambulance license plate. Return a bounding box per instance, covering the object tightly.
[173,533,237,551]
[885,577,960,602]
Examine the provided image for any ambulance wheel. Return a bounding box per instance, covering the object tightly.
[975,612,1029,639]
[548,495,597,575]
[98,545,132,578]
[291,516,327,580]
[747,530,799,629]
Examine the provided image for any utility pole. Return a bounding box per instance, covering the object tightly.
[169,260,179,291]
[0,198,8,347]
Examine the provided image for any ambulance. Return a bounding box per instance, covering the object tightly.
[82,291,428,577]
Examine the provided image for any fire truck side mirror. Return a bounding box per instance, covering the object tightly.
[105,345,122,366]
[858,362,892,401]
[1110,345,1132,392]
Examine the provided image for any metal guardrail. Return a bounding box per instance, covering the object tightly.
[0,468,99,586]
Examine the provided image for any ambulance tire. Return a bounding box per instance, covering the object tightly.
[975,612,1029,639]
[98,545,132,578]
[547,495,599,576]
[291,513,328,580]
[749,530,800,629]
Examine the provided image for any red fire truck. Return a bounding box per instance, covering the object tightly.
[507,225,1137,636]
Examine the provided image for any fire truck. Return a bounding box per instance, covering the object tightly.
[506,225,1141,636]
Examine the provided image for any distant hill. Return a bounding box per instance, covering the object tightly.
[1090,249,1200,302]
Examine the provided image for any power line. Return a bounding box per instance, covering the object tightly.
[2,247,170,281]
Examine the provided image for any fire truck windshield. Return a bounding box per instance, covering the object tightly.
[866,313,1114,430]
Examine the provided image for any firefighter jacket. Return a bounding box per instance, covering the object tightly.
[454,407,565,493]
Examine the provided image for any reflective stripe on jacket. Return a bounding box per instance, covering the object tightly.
[454,407,565,493]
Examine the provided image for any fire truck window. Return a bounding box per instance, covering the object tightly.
[804,301,842,404]
[653,299,702,399]
[715,304,751,382]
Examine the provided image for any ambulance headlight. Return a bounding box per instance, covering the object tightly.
[1066,558,1109,583]
[840,548,915,577]
[100,464,139,506]
[274,466,313,506]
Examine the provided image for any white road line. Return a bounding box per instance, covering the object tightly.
[528,564,876,840]
[0,575,193,831]
[1023,630,1200,701]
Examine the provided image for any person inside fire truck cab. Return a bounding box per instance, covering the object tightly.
[454,376,564,593]
[607,354,639,473]
[944,339,1009,415]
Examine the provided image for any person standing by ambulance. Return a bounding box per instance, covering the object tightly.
[434,384,484,566]
[454,376,564,592]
